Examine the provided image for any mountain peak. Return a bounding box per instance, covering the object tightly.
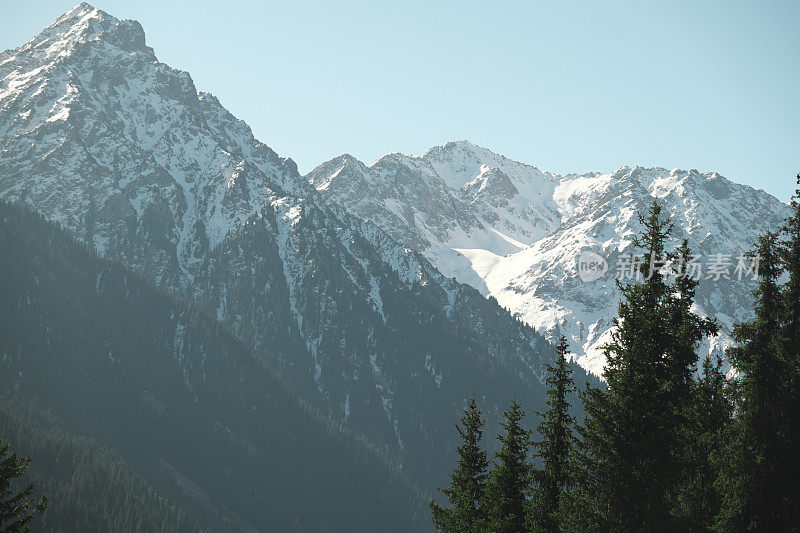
[64,2,102,17]
[55,2,104,23]
[45,2,114,38]
[307,153,372,191]
[442,139,482,150]
[423,139,489,160]
[22,2,151,60]
[314,153,367,172]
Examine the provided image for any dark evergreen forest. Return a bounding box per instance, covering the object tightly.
[432,186,800,532]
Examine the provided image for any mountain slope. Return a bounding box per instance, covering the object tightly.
[309,141,789,375]
[0,396,203,533]
[194,193,576,484]
[0,200,428,532]
[0,3,591,493]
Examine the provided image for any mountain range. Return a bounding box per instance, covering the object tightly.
[308,143,789,375]
[0,4,599,527]
[0,2,788,530]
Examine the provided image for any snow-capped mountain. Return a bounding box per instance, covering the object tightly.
[0,3,592,492]
[0,3,305,287]
[309,141,790,375]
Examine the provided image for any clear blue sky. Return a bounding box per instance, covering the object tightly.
[3,1,798,200]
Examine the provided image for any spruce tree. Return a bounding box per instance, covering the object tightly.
[483,399,532,533]
[0,438,47,532]
[668,239,719,528]
[580,202,714,530]
[782,174,800,380]
[778,172,800,525]
[679,354,731,529]
[718,228,798,531]
[668,239,719,413]
[430,396,489,532]
[717,232,789,531]
[530,335,579,532]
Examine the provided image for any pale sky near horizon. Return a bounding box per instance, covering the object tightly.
[2,1,798,201]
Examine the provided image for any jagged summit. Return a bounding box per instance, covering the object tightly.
[10,2,152,60]
[307,153,370,191]
[49,2,111,30]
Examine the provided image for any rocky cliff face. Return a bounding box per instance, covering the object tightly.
[309,141,789,375]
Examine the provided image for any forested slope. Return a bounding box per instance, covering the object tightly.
[0,397,202,532]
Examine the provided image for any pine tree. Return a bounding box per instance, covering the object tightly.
[0,438,47,532]
[782,174,800,379]
[483,399,532,533]
[581,201,674,530]
[430,396,489,532]
[531,335,579,533]
[668,239,720,528]
[679,354,731,529]
[668,239,719,411]
[778,172,800,525]
[717,232,790,531]
[580,202,714,530]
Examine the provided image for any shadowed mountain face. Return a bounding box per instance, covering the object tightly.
[0,2,592,498]
[0,201,429,532]
[308,141,790,375]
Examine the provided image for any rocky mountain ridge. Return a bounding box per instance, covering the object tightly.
[309,141,789,375]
